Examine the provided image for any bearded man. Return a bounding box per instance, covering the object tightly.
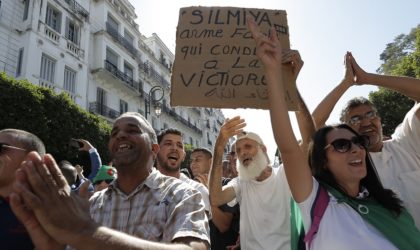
[208,117,292,250]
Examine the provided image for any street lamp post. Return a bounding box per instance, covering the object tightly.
[145,86,164,119]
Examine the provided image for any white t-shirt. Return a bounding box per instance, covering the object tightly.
[299,179,397,250]
[370,103,420,228]
[226,166,291,250]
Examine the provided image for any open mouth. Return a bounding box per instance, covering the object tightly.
[349,159,362,167]
[242,157,252,166]
[117,143,132,153]
[168,154,179,162]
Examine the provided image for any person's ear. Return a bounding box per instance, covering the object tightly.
[151,144,160,157]
[261,144,267,153]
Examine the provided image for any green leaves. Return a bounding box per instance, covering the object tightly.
[0,73,111,174]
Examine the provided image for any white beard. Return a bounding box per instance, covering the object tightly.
[237,148,269,181]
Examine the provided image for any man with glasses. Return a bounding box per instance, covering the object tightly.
[312,51,420,228]
[0,128,45,249]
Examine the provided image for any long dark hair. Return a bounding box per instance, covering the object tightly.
[308,124,402,215]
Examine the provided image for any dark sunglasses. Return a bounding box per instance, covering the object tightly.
[94,179,113,186]
[0,143,27,155]
[324,135,370,153]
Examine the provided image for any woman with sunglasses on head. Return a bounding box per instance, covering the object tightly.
[247,18,420,250]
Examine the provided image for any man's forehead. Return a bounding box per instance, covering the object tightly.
[347,104,374,116]
[113,116,143,128]
[235,138,259,147]
[161,133,183,143]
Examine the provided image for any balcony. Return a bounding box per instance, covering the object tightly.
[104,60,139,92]
[44,25,60,44]
[89,102,120,119]
[105,22,137,57]
[161,105,202,135]
[139,61,170,89]
[64,0,89,18]
[66,40,84,58]
[39,79,55,90]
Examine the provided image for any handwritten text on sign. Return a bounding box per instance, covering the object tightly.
[171,7,297,110]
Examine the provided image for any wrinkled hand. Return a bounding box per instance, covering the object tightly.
[217,116,246,147]
[11,152,95,246]
[247,17,282,72]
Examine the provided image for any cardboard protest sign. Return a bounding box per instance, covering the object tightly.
[171,6,298,110]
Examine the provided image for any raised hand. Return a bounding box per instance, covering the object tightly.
[282,50,304,80]
[247,17,282,72]
[11,152,94,246]
[347,52,368,84]
[217,116,246,147]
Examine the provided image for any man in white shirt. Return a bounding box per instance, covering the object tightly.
[312,52,420,228]
[209,117,291,250]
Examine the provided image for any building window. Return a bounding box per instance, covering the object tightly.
[65,18,79,44]
[106,48,118,68]
[40,54,56,83]
[107,14,118,31]
[46,5,61,32]
[119,99,128,114]
[189,137,193,145]
[23,0,30,20]
[16,48,24,77]
[64,67,76,94]
[124,29,134,44]
[124,62,133,80]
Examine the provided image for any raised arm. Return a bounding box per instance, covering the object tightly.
[248,18,312,202]
[209,117,245,206]
[350,52,420,102]
[283,50,317,155]
[312,52,354,128]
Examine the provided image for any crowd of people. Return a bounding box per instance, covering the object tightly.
[1,18,419,250]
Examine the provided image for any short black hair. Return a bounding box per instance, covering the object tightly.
[157,128,183,144]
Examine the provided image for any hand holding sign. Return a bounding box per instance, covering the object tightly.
[171,6,298,110]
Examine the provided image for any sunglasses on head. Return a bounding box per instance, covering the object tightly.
[0,143,27,155]
[324,135,370,153]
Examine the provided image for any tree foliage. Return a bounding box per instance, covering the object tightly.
[0,73,111,174]
[369,25,419,136]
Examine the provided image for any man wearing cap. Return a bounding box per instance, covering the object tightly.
[92,165,117,192]
[209,117,291,250]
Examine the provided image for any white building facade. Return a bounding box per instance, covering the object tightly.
[0,0,226,150]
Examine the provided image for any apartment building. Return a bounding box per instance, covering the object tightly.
[0,0,225,149]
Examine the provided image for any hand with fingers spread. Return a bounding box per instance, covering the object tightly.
[217,116,247,147]
[11,152,94,246]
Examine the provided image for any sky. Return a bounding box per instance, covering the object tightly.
[132,0,420,161]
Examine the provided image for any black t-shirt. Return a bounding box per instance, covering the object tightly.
[209,178,240,249]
